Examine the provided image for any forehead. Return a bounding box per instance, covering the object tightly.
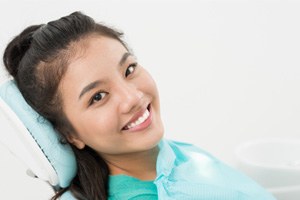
[65,35,128,75]
[68,34,127,64]
[60,35,128,88]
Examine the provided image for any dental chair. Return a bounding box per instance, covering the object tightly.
[0,79,77,200]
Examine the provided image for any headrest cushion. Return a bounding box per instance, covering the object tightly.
[0,80,77,188]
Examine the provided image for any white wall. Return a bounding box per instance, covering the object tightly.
[1,0,300,199]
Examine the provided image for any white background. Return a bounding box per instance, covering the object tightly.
[0,0,300,199]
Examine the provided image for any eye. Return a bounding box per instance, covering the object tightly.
[125,63,137,77]
[90,91,107,105]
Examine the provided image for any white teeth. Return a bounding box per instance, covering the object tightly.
[126,109,150,129]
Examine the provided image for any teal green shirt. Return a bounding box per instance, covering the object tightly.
[108,139,276,200]
[109,175,157,200]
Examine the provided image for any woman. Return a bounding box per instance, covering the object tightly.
[3,12,275,200]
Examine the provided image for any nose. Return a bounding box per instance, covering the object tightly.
[117,83,144,114]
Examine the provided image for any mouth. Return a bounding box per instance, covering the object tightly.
[122,104,152,132]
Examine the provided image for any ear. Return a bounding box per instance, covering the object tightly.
[66,135,86,149]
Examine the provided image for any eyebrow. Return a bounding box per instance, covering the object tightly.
[78,81,101,100]
[119,52,132,66]
[78,52,132,100]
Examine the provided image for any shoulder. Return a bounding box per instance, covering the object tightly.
[164,139,211,153]
[162,139,219,162]
[158,139,276,200]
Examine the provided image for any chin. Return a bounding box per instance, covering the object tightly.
[145,124,164,149]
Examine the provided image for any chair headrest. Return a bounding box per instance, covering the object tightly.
[0,79,77,188]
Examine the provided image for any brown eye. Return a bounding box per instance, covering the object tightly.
[90,92,107,105]
[125,63,137,77]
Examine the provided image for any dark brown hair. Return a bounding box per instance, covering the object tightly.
[3,11,128,200]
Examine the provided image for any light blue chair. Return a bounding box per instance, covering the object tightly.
[0,79,77,199]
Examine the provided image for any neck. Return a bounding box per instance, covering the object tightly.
[102,146,159,181]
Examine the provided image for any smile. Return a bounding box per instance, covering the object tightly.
[122,105,152,132]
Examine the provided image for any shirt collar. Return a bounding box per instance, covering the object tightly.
[155,139,176,180]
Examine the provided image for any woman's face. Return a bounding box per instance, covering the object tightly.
[60,35,164,156]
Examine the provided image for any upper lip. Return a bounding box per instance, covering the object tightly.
[122,104,150,130]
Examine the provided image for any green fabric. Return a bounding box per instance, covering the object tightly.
[107,139,275,200]
[108,175,158,200]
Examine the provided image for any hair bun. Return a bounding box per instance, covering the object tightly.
[3,25,43,78]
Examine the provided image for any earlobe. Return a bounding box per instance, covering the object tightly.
[66,135,86,149]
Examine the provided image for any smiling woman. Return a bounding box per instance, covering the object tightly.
[2,11,276,200]
[60,35,163,162]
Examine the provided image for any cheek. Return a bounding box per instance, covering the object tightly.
[140,71,159,96]
[78,109,124,153]
[80,109,117,136]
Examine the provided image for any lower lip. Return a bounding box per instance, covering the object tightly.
[125,106,152,132]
